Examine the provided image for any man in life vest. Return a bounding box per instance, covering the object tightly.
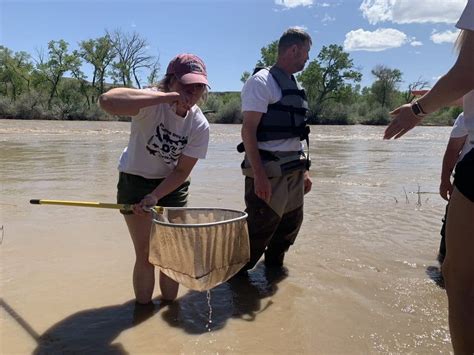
[238,27,313,273]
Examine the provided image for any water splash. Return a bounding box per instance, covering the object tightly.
[205,290,213,332]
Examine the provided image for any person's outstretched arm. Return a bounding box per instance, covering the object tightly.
[384,30,474,139]
[98,87,185,116]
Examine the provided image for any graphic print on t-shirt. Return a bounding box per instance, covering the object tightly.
[146,123,188,164]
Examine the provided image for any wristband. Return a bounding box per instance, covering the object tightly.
[411,100,427,117]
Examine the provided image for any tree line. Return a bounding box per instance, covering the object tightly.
[0,31,461,125]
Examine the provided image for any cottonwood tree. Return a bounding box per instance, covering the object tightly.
[370,65,402,108]
[34,40,80,109]
[78,35,116,102]
[241,40,279,83]
[0,46,33,100]
[108,30,157,88]
[299,44,362,122]
[146,59,161,86]
[403,77,430,103]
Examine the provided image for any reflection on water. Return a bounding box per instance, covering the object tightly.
[0,120,453,353]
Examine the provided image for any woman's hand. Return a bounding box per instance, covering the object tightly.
[439,178,453,201]
[384,104,423,139]
[132,193,158,215]
[165,91,193,112]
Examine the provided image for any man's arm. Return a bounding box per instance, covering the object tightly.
[241,111,272,203]
[440,136,468,200]
[98,87,181,116]
[384,30,474,139]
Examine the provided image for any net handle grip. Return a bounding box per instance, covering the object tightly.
[29,199,163,213]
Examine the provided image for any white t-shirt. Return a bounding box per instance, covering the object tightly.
[241,69,304,152]
[118,88,210,179]
[456,0,474,145]
[450,112,473,161]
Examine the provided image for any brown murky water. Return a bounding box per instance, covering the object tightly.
[1,119,453,354]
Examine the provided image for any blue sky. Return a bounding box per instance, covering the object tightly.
[0,0,468,92]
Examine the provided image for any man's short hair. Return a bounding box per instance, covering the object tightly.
[278,27,312,54]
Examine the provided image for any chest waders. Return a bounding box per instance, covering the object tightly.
[238,66,311,177]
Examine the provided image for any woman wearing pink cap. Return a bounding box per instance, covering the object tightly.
[99,53,210,305]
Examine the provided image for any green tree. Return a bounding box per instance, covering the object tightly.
[0,46,33,100]
[403,77,429,103]
[70,50,91,108]
[241,40,279,81]
[35,40,80,109]
[108,30,157,88]
[370,65,402,108]
[299,44,362,122]
[78,35,116,102]
[240,71,250,84]
[256,40,278,67]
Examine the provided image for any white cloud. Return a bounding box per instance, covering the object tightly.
[292,25,309,31]
[321,13,335,23]
[344,28,408,52]
[275,0,313,8]
[430,30,460,44]
[410,40,423,46]
[360,0,467,24]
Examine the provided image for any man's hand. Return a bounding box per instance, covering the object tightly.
[254,172,272,203]
[303,170,312,194]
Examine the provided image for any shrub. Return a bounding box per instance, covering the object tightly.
[216,96,242,123]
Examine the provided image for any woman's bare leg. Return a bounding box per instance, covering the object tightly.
[159,271,179,301]
[443,187,474,354]
[124,214,155,304]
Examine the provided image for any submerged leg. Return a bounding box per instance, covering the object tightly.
[265,205,303,267]
[124,214,155,304]
[159,271,179,301]
[243,177,281,271]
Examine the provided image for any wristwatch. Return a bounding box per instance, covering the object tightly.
[411,100,427,117]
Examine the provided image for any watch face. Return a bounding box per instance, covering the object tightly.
[411,102,421,116]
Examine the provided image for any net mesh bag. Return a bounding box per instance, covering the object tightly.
[149,207,250,291]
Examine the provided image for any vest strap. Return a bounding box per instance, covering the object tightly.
[281,89,307,99]
[267,103,308,115]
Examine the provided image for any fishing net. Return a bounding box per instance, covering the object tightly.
[149,207,250,291]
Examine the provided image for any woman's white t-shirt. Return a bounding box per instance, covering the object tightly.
[456,0,474,145]
[450,112,473,161]
[118,88,210,179]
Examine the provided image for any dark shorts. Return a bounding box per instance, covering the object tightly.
[454,148,474,203]
[117,172,189,215]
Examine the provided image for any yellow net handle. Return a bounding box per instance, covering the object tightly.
[29,199,163,213]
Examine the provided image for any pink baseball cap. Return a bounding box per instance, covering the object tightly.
[166,53,209,86]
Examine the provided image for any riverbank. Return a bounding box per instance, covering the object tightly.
[0,115,455,126]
